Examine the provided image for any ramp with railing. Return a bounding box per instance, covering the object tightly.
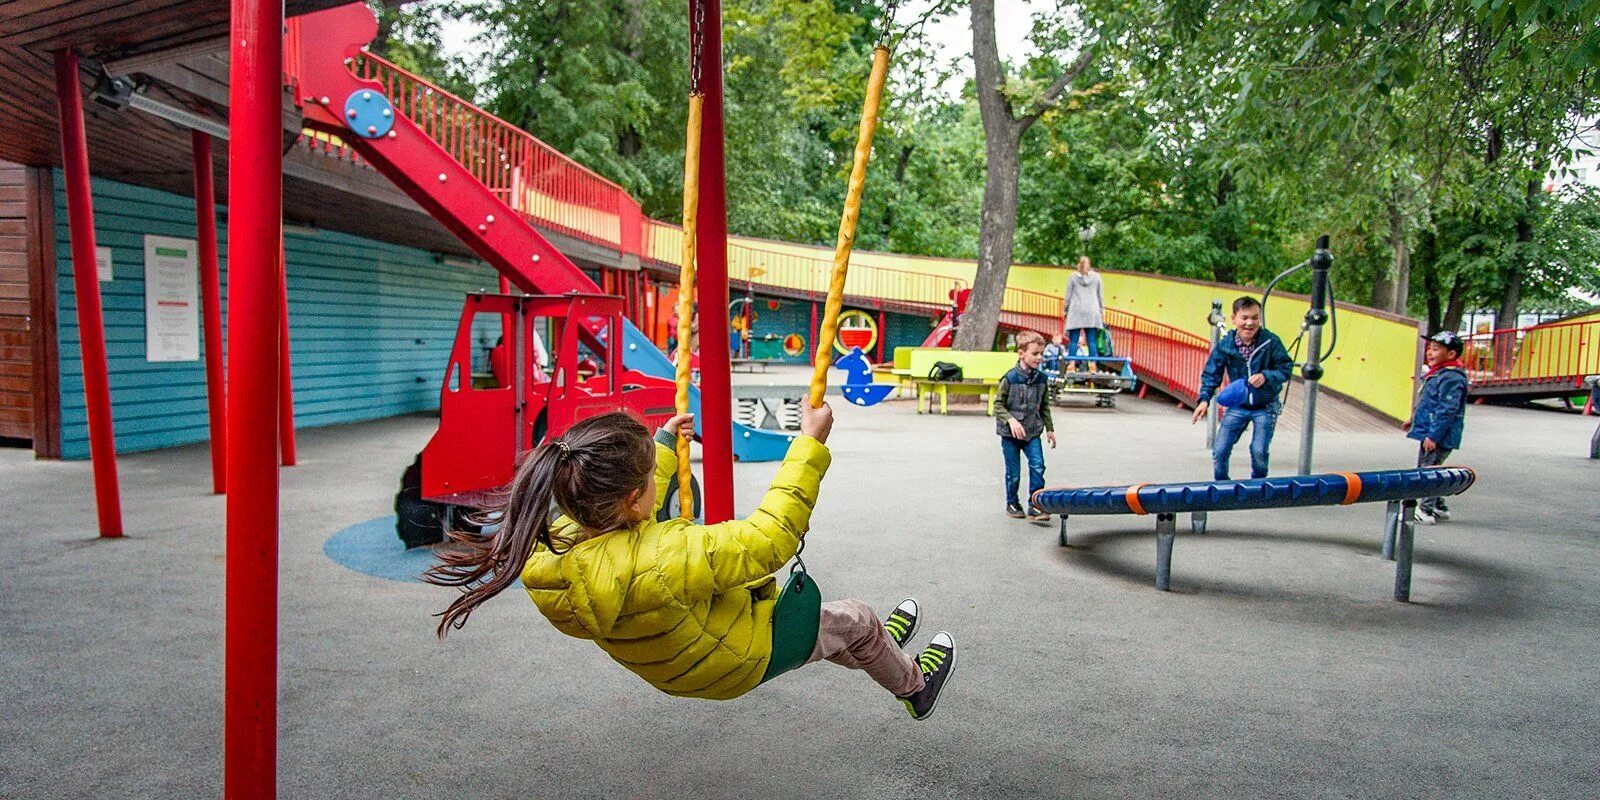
[1463,315,1599,401]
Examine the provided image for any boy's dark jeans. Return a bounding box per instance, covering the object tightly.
[1417,445,1454,514]
[1212,402,1280,481]
[1001,435,1045,510]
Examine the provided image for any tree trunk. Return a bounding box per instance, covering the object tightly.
[1211,170,1238,285]
[1443,272,1469,332]
[957,129,1023,350]
[955,0,1094,349]
[1417,229,1441,332]
[1496,178,1539,330]
[1376,198,1411,314]
[954,0,1015,351]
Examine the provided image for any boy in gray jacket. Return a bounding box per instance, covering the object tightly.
[997,331,1057,521]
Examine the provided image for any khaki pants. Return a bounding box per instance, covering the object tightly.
[803,599,924,697]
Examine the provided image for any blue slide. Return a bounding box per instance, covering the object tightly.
[618,320,795,462]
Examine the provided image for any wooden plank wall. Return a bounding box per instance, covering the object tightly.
[52,172,500,459]
[0,161,32,442]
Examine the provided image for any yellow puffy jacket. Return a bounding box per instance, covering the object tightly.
[520,433,831,700]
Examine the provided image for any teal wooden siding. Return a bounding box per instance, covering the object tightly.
[54,173,496,459]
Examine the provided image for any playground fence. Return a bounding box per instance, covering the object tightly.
[1103,308,1211,403]
[1463,317,1599,390]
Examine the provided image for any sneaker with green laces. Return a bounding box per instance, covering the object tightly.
[883,599,919,649]
[900,632,956,721]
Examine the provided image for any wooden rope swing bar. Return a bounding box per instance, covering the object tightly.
[671,12,892,522]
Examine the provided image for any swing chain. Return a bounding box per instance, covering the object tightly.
[689,0,706,96]
[877,0,900,49]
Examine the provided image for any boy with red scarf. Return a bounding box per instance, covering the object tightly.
[1402,331,1469,524]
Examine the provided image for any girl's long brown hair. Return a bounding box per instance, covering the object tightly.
[425,411,656,637]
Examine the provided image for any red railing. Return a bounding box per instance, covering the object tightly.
[999,286,1063,334]
[1463,317,1599,388]
[283,26,642,253]
[1104,308,1212,403]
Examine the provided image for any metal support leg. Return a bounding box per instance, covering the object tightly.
[1382,500,1399,560]
[1394,499,1416,602]
[1155,513,1177,591]
[1057,515,1069,547]
[1191,511,1207,534]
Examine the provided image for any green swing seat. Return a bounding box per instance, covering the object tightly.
[759,566,822,683]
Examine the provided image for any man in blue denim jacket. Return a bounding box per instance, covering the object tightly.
[1403,330,1469,524]
[1190,297,1295,480]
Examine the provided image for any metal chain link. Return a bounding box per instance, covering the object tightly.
[878,0,900,49]
[690,0,706,96]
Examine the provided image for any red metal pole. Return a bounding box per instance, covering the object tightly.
[810,300,819,362]
[53,50,123,538]
[694,0,735,522]
[876,309,887,363]
[193,131,226,494]
[225,0,283,791]
[278,235,297,467]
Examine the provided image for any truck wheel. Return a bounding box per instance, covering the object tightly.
[395,453,443,548]
[657,473,703,523]
[395,452,487,548]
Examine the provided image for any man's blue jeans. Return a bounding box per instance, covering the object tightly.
[1001,435,1046,509]
[1213,403,1280,480]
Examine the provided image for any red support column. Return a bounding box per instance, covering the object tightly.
[52,50,123,538]
[193,131,226,494]
[876,309,887,363]
[225,0,283,792]
[694,0,736,522]
[810,300,819,362]
[277,235,296,466]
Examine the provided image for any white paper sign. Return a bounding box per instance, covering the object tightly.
[144,235,200,362]
[96,246,113,281]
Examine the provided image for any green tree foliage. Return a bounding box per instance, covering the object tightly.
[374,0,1598,326]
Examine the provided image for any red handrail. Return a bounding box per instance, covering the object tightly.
[1462,317,1599,387]
[1103,308,1211,403]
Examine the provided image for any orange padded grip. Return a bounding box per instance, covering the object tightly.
[1335,472,1362,505]
[1124,483,1149,515]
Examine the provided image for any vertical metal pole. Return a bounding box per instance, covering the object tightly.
[1394,499,1416,601]
[1191,510,1207,534]
[1297,236,1332,475]
[876,308,887,363]
[278,235,296,467]
[1206,300,1223,450]
[193,131,226,495]
[694,0,735,522]
[1057,515,1069,547]
[53,50,123,538]
[1155,513,1177,591]
[1382,500,1399,560]
[225,0,283,791]
[809,300,819,361]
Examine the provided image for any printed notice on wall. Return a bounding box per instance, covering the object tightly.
[144,235,200,362]
[96,246,113,281]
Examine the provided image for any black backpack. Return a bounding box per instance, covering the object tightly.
[928,361,963,381]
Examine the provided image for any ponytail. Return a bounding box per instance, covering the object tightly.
[425,443,562,637]
[424,411,656,637]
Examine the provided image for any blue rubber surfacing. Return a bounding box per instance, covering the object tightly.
[324,516,440,582]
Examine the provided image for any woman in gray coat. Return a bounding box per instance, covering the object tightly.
[1062,256,1105,368]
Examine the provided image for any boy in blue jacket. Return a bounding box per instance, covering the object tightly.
[1190,297,1295,480]
[1403,330,1469,524]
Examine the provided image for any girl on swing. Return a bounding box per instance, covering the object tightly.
[425,403,958,720]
